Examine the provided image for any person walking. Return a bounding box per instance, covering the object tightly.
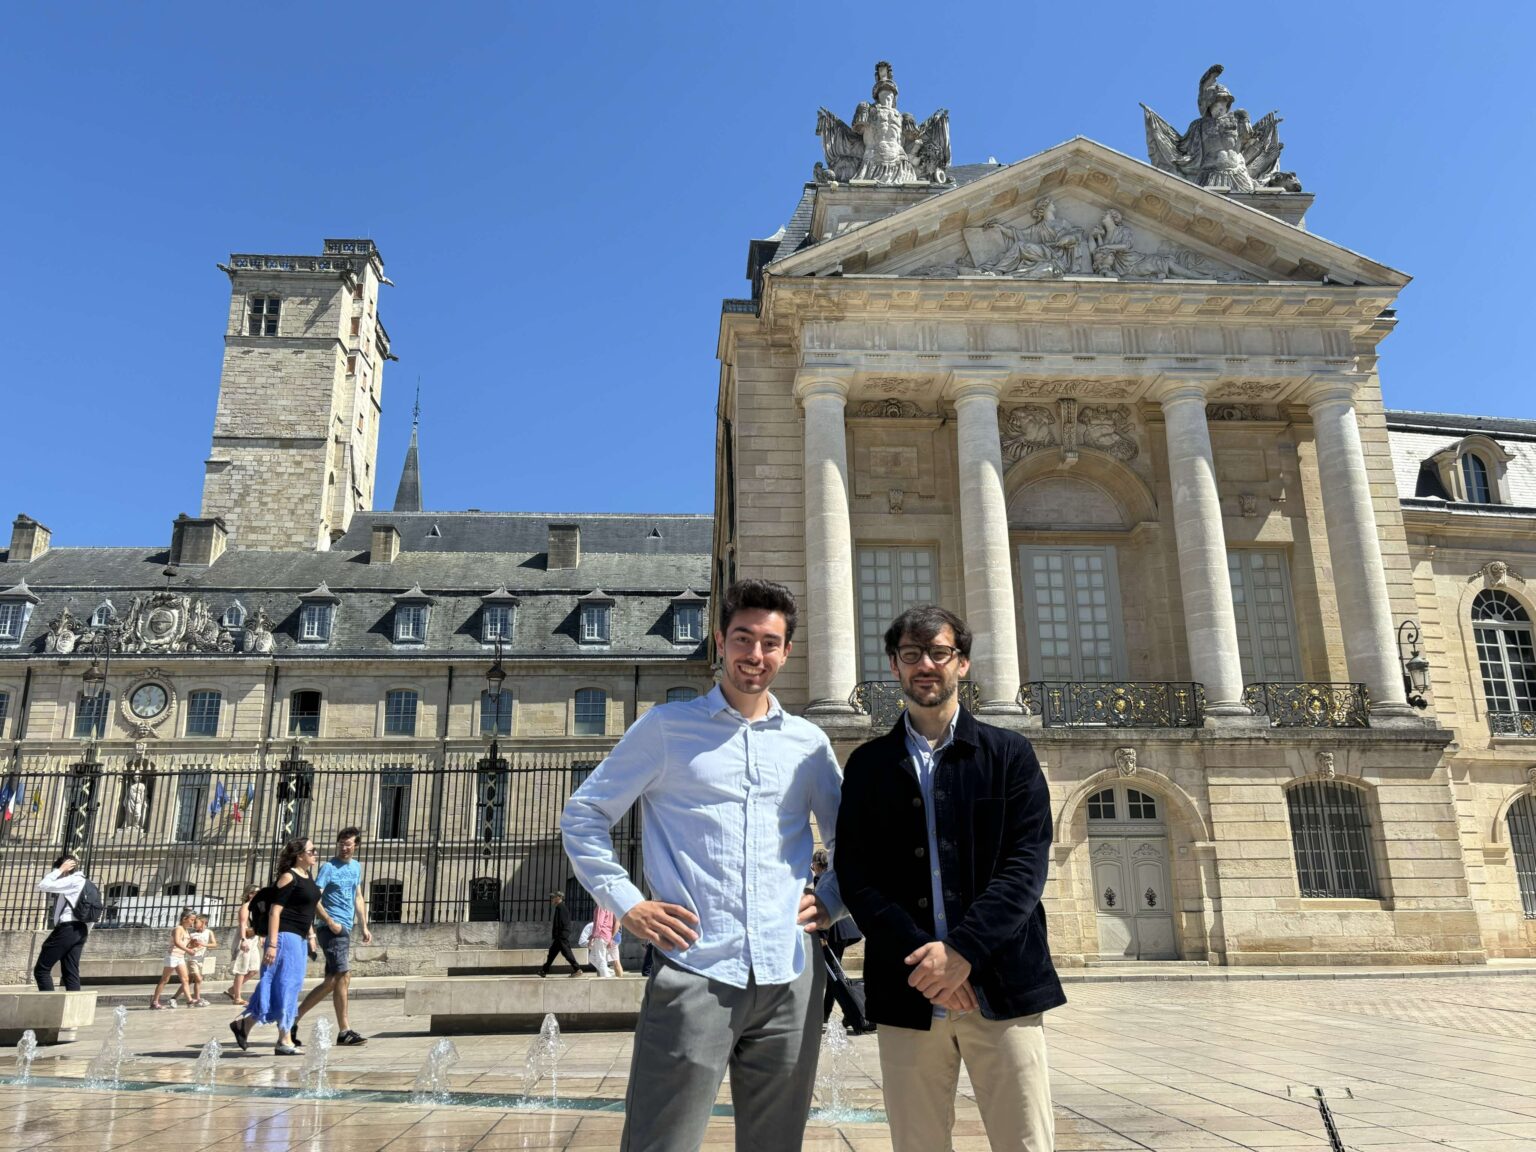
[539,892,582,977]
[33,854,91,992]
[294,827,372,1046]
[836,605,1065,1152]
[589,904,616,978]
[229,837,322,1056]
[562,578,845,1152]
[225,885,261,1005]
[150,909,198,1009]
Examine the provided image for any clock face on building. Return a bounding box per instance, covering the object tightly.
[129,683,169,719]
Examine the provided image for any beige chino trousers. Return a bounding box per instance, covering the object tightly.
[877,1010,1053,1151]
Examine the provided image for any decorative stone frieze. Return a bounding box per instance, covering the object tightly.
[46,593,235,656]
[853,399,938,418]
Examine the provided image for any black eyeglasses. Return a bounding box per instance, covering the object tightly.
[896,645,960,666]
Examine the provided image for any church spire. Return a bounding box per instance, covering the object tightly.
[392,382,422,513]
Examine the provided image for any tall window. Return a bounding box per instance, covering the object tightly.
[481,604,514,642]
[394,604,429,643]
[1021,547,1124,681]
[246,295,280,336]
[1508,794,1536,919]
[0,601,29,642]
[74,692,111,739]
[1472,591,1535,720]
[384,690,419,736]
[174,771,211,843]
[289,690,321,738]
[468,877,501,922]
[857,547,936,681]
[1228,550,1300,682]
[377,768,411,841]
[1461,452,1492,504]
[574,689,607,736]
[1286,780,1377,898]
[0,691,9,737]
[666,687,699,704]
[370,879,404,924]
[185,690,222,737]
[480,689,512,736]
[580,603,612,643]
[673,603,703,643]
[299,603,334,642]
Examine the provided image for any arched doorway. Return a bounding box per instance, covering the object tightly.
[1086,784,1176,959]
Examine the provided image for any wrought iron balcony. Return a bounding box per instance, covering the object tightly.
[849,680,982,728]
[1488,711,1536,737]
[1243,682,1370,728]
[1017,682,1206,728]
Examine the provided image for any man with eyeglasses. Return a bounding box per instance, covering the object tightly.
[836,605,1063,1151]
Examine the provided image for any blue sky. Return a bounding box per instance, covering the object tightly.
[2,3,1530,546]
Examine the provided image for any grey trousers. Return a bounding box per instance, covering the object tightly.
[620,955,825,1152]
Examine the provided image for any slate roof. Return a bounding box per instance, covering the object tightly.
[0,511,712,660]
[1386,410,1536,509]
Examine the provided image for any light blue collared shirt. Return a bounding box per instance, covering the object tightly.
[904,707,958,1017]
[561,685,845,990]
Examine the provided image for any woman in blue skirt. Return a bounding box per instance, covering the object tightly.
[229,837,321,1055]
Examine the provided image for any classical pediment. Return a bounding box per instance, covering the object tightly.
[768,138,1408,291]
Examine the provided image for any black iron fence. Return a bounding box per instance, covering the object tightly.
[1018,682,1206,728]
[0,747,636,931]
[849,680,983,728]
[1244,683,1370,728]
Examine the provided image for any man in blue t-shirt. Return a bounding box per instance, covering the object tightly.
[295,826,372,1045]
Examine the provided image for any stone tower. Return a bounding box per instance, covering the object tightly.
[201,239,391,550]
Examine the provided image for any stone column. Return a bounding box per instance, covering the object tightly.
[951,372,1022,712]
[1156,382,1247,715]
[1306,381,1411,714]
[797,373,858,714]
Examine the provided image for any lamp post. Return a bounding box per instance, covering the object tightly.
[1397,620,1431,710]
[80,609,117,744]
[483,637,508,764]
[476,639,509,855]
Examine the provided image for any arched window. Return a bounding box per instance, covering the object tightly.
[468,877,501,922]
[1286,780,1377,898]
[1086,788,1116,820]
[574,689,607,736]
[1460,452,1492,504]
[666,687,699,704]
[91,600,116,628]
[1472,591,1536,728]
[1509,794,1536,919]
[222,601,246,630]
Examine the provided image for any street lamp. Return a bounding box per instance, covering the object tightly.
[484,637,508,758]
[80,608,116,742]
[1398,620,1431,710]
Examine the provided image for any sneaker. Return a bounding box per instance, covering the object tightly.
[336,1030,367,1046]
[274,1044,299,1056]
[194,998,212,1007]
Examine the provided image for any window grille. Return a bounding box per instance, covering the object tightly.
[91,601,116,629]
[477,767,508,842]
[370,879,404,924]
[185,691,222,738]
[247,295,280,336]
[222,602,245,630]
[1286,780,1378,898]
[384,690,419,737]
[480,690,512,737]
[1125,789,1158,820]
[1472,590,1535,715]
[574,689,607,736]
[1508,794,1536,919]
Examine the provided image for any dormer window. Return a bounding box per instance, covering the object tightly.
[392,584,433,644]
[672,590,707,644]
[578,590,614,644]
[297,582,341,644]
[91,600,116,628]
[222,601,246,630]
[1428,435,1514,505]
[480,585,520,643]
[0,582,39,643]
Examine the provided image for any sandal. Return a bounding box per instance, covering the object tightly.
[150,999,166,1010]
[274,1044,299,1056]
[229,1019,250,1052]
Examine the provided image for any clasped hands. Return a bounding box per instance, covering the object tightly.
[906,941,978,1012]
[619,891,833,953]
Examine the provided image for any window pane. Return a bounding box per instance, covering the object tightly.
[290,691,321,737]
[385,690,418,736]
[175,771,211,844]
[377,768,411,841]
[675,604,703,643]
[580,605,611,643]
[1287,781,1377,898]
[1086,788,1116,821]
[480,689,512,736]
[574,689,606,736]
[857,546,938,681]
[1509,795,1536,919]
[186,691,221,737]
[482,605,513,641]
[370,880,404,924]
[395,605,427,642]
[74,693,110,739]
[1461,453,1491,503]
[666,687,699,704]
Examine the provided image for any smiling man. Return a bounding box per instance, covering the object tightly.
[561,578,844,1152]
[836,605,1064,1152]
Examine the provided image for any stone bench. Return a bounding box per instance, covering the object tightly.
[433,948,573,975]
[403,975,645,1033]
[77,954,219,983]
[0,991,97,1044]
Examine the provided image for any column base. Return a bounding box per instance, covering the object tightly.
[976,700,1024,716]
[1369,702,1435,726]
[805,699,859,717]
[1205,700,1258,718]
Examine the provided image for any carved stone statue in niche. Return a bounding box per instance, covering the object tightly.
[1078,406,1139,461]
[1142,65,1301,193]
[973,199,1083,277]
[1000,405,1058,461]
[816,61,950,185]
[119,774,149,831]
[1087,209,1217,280]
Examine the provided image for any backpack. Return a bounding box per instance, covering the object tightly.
[69,878,106,925]
[247,885,279,931]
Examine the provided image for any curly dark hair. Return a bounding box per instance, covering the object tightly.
[275,837,311,877]
[719,579,798,642]
[884,604,973,659]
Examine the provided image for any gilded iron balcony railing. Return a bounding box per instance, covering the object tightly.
[849,680,982,728]
[1243,682,1370,728]
[1017,682,1205,728]
[1488,710,1536,737]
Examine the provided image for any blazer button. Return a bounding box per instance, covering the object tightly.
[917,897,929,909]
[914,846,926,858]
[911,797,922,808]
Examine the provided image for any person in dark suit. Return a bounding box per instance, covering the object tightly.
[836,605,1064,1152]
[539,892,582,977]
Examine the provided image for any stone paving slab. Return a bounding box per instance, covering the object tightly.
[3,972,1534,1150]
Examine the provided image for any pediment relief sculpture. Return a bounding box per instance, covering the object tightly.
[816,61,950,186]
[1001,405,1058,461]
[1001,399,1138,464]
[1142,65,1301,194]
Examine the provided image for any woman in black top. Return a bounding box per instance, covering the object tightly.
[230,837,321,1055]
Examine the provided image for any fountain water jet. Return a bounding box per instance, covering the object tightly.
[521,1013,565,1104]
[411,1038,460,1105]
[298,1017,337,1098]
[192,1038,222,1092]
[84,1005,129,1088]
[9,1030,37,1085]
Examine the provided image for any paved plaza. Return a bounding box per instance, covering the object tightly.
[3,971,1535,1151]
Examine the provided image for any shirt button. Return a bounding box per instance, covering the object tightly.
[917,897,929,909]
[914,846,925,859]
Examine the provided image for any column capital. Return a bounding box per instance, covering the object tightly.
[793,368,854,403]
[1149,375,1215,406]
[944,367,1011,403]
[1301,376,1360,409]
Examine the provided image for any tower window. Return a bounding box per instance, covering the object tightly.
[247,296,280,336]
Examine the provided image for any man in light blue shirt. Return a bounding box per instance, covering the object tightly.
[295,826,372,1046]
[562,579,845,1152]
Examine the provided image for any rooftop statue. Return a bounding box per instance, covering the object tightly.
[816,61,950,185]
[1142,65,1301,194]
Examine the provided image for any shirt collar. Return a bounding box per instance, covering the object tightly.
[706,683,784,725]
[904,705,960,753]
